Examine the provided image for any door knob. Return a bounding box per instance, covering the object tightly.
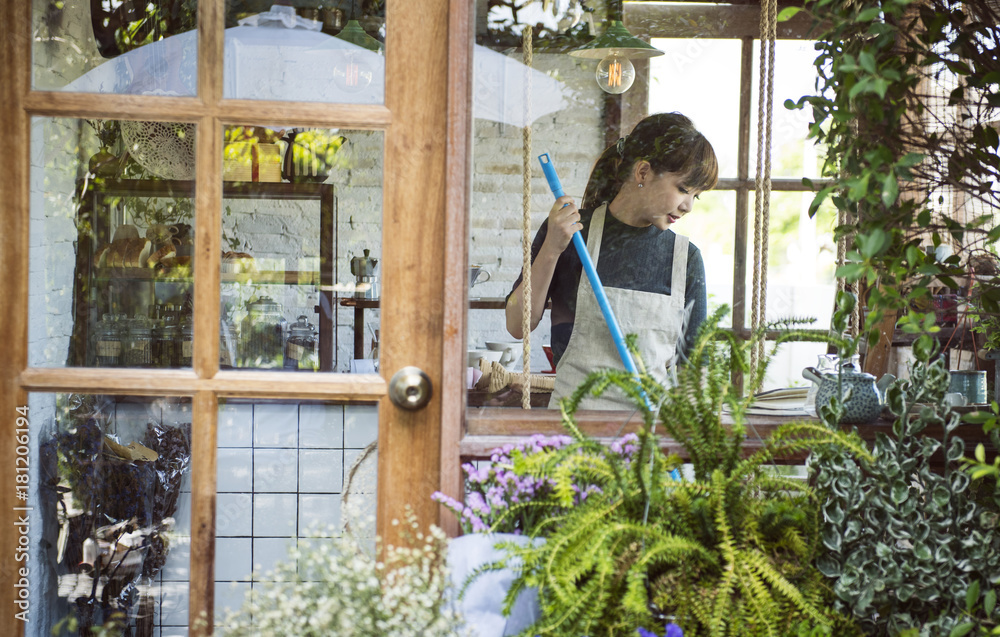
[388,366,433,410]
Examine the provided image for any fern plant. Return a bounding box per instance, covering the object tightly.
[491,307,869,637]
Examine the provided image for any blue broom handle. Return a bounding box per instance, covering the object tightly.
[538,153,640,380]
[539,153,679,482]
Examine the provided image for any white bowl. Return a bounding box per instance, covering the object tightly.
[468,349,503,368]
[485,341,522,366]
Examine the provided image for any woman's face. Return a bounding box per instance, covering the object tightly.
[639,170,700,230]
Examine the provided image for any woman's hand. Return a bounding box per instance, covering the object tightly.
[541,195,580,256]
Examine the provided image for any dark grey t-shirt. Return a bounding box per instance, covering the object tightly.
[508,207,707,366]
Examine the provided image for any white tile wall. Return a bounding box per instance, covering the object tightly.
[344,404,378,448]
[218,403,253,447]
[217,448,253,492]
[252,493,298,536]
[299,449,343,492]
[96,398,377,635]
[215,538,253,581]
[253,403,298,447]
[253,448,298,492]
[216,493,253,536]
[208,401,377,632]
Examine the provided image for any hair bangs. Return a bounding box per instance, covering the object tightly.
[679,136,719,192]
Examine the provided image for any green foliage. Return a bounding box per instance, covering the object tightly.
[790,0,1000,343]
[495,307,867,636]
[810,346,1000,635]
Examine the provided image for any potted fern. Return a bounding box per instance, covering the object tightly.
[455,307,870,636]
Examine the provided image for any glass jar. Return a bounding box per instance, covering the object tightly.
[220,318,238,368]
[176,314,194,367]
[284,315,318,370]
[152,304,178,368]
[95,313,122,367]
[125,316,152,367]
[239,296,287,368]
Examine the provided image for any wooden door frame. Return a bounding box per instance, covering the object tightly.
[0,0,469,633]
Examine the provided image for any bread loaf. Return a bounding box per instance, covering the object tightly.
[112,224,140,243]
[146,244,177,268]
[94,244,110,269]
[108,240,126,268]
[123,238,152,268]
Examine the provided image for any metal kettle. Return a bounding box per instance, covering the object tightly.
[350,249,378,277]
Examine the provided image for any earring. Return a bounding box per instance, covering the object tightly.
[637,183,644,188]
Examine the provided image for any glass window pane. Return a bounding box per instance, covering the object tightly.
[23,393,192,635]
[29,117,197,369]
[35,0,199,96]
[223,2,385,104]
[750,40,825,179]
[649,39,743,179]
[213,399,379,630]
[469,15,743,409]
[219,127,383,373]
[745,190,838,329]
[679,190,739,329]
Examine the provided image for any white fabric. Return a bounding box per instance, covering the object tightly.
[447,534,542,637]
[549,204,688,410]
[237,4,322,30]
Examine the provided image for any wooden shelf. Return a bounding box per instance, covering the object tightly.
[94,268,321,285]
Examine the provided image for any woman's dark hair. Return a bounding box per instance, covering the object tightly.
[582,112,719,209]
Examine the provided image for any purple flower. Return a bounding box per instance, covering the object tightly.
[637,624,683,637]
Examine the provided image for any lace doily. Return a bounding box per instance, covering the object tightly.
[121,121,196,180]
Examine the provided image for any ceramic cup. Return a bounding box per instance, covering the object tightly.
[485,341,521,367]
[949,370,987,405]
[468,349,503,368]
[944,392,968,407]
[469,265,491,288]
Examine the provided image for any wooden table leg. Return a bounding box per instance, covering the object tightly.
[354,305,365,359]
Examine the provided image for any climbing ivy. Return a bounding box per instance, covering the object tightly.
[787,0,1000,341]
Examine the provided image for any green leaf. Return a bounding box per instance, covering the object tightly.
[858,6,882,20]
[777,6,804,21]
[891,481,909,504]
[950,622,975,637]
[985,588,996,616]
[859,51,877,74]
[968,580,981,612]
[882,172,899,206]
[898,152,925,167]
[836,263,868,281]
[977,443,987,464]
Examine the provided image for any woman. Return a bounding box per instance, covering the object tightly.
[505,112,719,409]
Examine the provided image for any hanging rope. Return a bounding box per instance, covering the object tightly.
[750,0,777,384]
[836,206,861,341]
[521,26,534,409]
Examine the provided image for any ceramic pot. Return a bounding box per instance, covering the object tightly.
[803,364,895,424]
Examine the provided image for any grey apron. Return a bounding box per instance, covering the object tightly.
[548,203,689,410]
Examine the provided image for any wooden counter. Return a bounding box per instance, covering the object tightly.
[462,407,997,469]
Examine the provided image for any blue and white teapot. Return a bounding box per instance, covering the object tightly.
[803,363,895,424]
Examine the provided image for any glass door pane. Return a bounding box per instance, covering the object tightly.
[219,127,383,373]
[23,392,193,635]
[29,116,198,369]
[35,0,200,96]
[223,1,386,104]
[212,398,378,630]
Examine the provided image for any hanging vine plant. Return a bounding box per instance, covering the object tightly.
[786,0,1000,342]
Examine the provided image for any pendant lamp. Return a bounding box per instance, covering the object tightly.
[568,4,663,94]
[333,0,383,92]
